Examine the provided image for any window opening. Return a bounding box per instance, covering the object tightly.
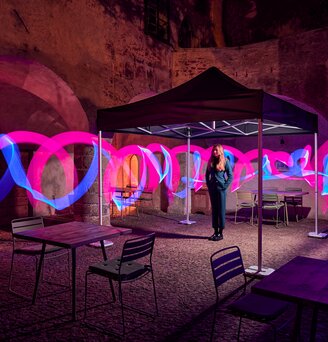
[144,0,170,44]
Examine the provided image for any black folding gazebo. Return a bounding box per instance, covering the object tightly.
[97,67,321,274]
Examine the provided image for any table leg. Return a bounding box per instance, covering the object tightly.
[100,240,107,261]
[285,203,289,226]
[32,242,46,304]
[120,191,123,219]
[71,248,76,321]
[292,304,303,341]
[100,240,115,300]
[310,306,318,342]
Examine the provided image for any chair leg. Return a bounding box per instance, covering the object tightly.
[210,303,218,342]
[40,251,71,289]
[9,253,38,301]
[285,204,289,226]
[36,255,42,283]
[84,271,89,319]
[237,316,243,341]
[118,281,126,336]
[251,206,254,225]
[234,207,238,224]
[108,278,116,302]
[8,252,17,295]
[275,208,279,228]
[151,270,159,316]
[67,252,71,289]
[9,251,69,300]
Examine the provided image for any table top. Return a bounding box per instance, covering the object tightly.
[250,189,309,196]
[113,186,153,195]
[252,256,328,306]
[13,221,132,249]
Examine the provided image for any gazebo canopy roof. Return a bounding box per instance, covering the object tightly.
[97,67,318,139]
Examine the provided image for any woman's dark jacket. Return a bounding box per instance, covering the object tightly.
[205,159,233,191]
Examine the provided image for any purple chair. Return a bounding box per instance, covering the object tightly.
[210,246,289,341]
[84,232,158,337]
[9,216,69,300]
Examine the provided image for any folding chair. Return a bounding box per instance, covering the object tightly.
[9,216,70,300]
[283,188,303,222]
[234,191,256,225]
[262,193,286,227]
[84,232,158,337]
[210,246,289,341]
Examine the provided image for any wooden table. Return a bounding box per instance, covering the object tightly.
[252,256,328,341]
[13,221,132,321]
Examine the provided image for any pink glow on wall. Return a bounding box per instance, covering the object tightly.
[1,131,328,212]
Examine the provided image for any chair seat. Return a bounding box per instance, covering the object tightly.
[227,293,289,321]
[15,244,62,255]
[89,258,149,281]
[263,203,284,210]
[239,202,256,208]
[84,233,157,337]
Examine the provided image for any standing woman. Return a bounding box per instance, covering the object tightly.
[206,144,233,241]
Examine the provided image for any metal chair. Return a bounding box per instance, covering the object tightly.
[283,188,303,222]
[84,232,158,337]
[9,216,70,300]
[234,191,256,225]
[126,185,154,216]
[262,193,286,227]
[210,246,289,341]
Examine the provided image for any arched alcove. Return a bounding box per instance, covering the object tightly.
[0,56,89,134]
[0,56,89,220]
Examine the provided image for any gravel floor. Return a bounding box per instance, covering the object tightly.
[1,211,328,341]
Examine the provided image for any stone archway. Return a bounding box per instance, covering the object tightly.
[0,56,89,220]
[0,55,89,134]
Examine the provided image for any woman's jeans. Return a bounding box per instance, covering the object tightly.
[209,188,226,234]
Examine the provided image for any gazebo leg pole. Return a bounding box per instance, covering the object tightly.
[245,118,274,277]
[308,132,327,238]
[98,130,103,226]
[180,127,195,225]
[90,130,114,248]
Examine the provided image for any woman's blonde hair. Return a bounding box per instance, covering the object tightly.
[208,144,226,171]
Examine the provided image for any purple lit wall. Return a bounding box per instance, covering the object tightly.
[2,131,328,217]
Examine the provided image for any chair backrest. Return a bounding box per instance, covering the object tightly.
[11,216,44,234]
[236,191,253,203]
[262,193,279,203]
[120,232,155,264]
[284,188,303,205]
[210,246,245,290]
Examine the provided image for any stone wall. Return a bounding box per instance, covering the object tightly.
[173,28,328,120]
[0,0,174,129]
[1,1,328,222]
[0,0,175,223]
[172,28,328,218]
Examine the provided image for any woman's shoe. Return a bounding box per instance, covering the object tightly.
[208,233,217,241]
[208,233,223,241]
[212,234,223,241]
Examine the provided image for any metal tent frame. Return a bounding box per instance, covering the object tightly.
[96,67,323,275]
